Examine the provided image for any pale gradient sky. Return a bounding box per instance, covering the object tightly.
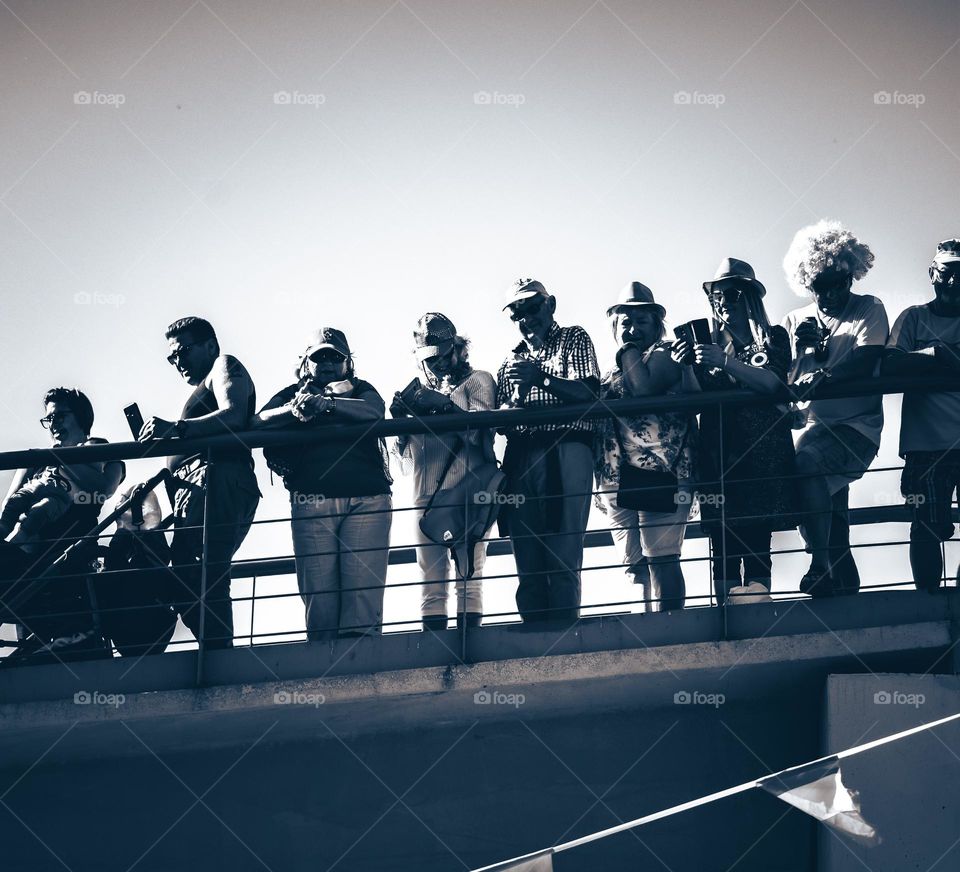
[1,0,958,640]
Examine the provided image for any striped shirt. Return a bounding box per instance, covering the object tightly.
[398,369,497,503]
[495,322,600,435]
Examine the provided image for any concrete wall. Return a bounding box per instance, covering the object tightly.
[0,700,819,872]
[821,674,960,872]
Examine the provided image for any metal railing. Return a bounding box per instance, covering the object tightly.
[0,373,957,681]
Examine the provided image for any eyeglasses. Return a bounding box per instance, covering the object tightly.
[933,264,960,285]
[40,411,72,430]
[309,349,347,364]
[706,287,742,307]
[509,296,546,322]
[166,343,196,365]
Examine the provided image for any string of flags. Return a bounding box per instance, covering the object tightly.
[474,711,960,871]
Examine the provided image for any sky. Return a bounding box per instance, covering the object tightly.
[1,0,959,642]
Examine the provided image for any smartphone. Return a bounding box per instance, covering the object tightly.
[674,318,712,346]
[123,403,144,440]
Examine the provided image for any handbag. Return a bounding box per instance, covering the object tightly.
[418,435,505,578]
[616,423,690,514]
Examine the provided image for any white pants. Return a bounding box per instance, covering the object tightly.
[413,503,485,618]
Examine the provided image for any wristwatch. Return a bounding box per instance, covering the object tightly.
[325,397,337,415]
[540,373,552,388]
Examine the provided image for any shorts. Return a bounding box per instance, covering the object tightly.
[901,450,960,542]
[795,424,878,496]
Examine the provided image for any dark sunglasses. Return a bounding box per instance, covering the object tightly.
[706,286,743,306]
[166,342,196,365]
[509,296,546,322]
[40,411,73,429]
[309,349,347,364]
[933,264,960,284]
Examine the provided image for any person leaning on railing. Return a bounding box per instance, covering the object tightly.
[253,327,392,642]
[138,316,261,651]
[782,222,889,598]
[676,258,798,606]
[495,278,601,625]
[0,387,125,662]
[882,238,960,593]
[593,282,696,612]
[391,313,496,632]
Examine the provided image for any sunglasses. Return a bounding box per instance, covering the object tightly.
[706,286,743,306]
[933,264,960,284]
[509,296,546,322]
[166,342,196,365]
[309,349,347,364]
[40,411,73,430]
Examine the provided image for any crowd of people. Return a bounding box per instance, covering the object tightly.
[2,220,959,661]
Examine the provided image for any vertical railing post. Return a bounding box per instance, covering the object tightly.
[249,574,257,647]
[718,400,728,641]
[460,424,469,662]
[196,447,213,686]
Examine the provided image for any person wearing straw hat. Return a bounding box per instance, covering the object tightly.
[391,313,496,631]
[675,258,797,606]
[594,282,695,612]
[883,239,960,592]
[253,327,392,641]
[782,221,888,598]
[495,278,601,624]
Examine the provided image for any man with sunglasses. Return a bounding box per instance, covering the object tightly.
[781,222,888,597]
[883,239,960,592]
[138,316,259,650]
[495,279,600,624]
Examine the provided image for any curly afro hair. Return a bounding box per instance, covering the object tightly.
[783,220,875,297]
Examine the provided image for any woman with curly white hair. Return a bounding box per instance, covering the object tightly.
[781,220,889,598]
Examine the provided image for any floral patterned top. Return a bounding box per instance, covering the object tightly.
[594,342,695,488]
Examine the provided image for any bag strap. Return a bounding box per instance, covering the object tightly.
[424,433,464,512]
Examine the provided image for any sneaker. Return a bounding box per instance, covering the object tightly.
[727,582,772,605]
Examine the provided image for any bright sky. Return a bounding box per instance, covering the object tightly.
[2,0,958,643]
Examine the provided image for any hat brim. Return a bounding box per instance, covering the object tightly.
[306,342,347,358]
[702,276,766,298]
[414,339,454,362]
[502,290,543,311]
[606,302,667,319]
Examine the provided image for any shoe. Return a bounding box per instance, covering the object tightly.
[456,612,482,631]
[800,566,833,598]
[726,582,771,605]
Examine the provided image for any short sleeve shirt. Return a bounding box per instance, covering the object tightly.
[782,292,888,446]
[495,323,600,435]
[887,303,960,455]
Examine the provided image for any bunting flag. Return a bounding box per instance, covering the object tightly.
[758,757,878,844]
[474,848,554,871]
